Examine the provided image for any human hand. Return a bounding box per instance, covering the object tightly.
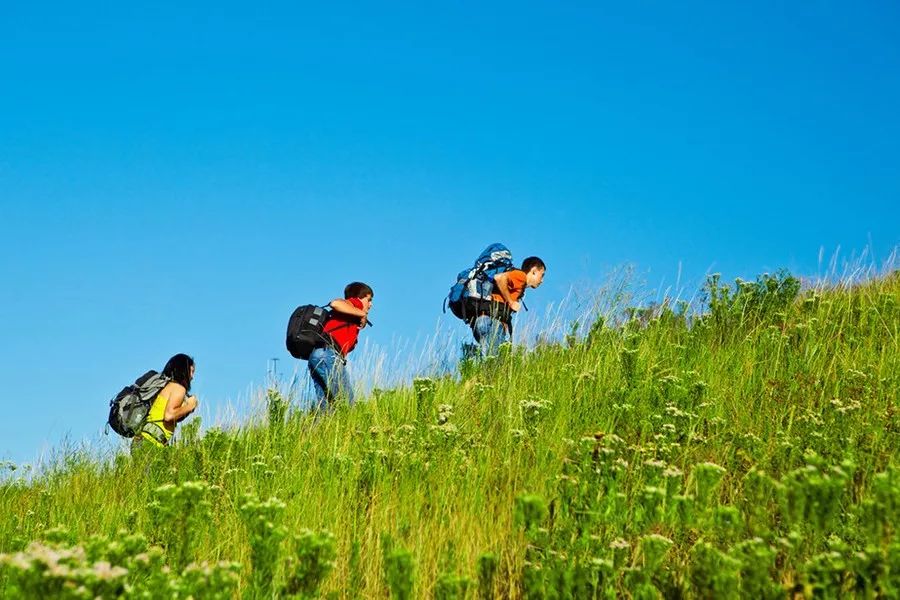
[186,395,198,411]
[510,300,521,312]
[360,314,368,328]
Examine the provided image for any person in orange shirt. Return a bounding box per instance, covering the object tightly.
[473,256,546,356]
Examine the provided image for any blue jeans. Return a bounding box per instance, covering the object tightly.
[472,315,509,357]
[308,346,354,411]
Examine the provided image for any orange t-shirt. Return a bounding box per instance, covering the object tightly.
[491,269,527,305]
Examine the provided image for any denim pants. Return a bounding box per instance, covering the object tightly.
[472,315,510,357]
[308,346,354,411]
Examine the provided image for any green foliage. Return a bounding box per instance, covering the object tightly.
[704,269,801,332]
[266,387,288,431]
[238,493,287,595]
[476,552,498,600]
[434,571,471,600]
[284,528,337,598]
[689,541,741,598]
[148,480,212,570]
[414,377,438,425]
[639,533,673,574]
[382,535,415,600]
[514,494,548,534]
[0,269,898,596]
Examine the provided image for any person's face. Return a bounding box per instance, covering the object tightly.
[359,294,373,312]
[189,364,196,381]
[526,268,545,288]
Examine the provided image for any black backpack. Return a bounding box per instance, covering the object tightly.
[107,370,171,437]
[286,304,333,360]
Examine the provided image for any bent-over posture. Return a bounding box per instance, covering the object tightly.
[137,353,198,447]
[308,282,373,410]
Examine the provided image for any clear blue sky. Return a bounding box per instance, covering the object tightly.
[1,2,898,466]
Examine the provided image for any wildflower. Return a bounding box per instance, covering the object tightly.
[92,561,128,580]
[428,422,459,441]
[695,462,726,476]
[846,368,867,380]
[741,433,762,445]
[606,433,625,446]
[556,474,579,486]
[519,398,552,413]
[664,466,684,478]
[437,404,454,425]
[608,537,632,570]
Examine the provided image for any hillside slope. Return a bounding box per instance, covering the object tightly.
[2,271,898,598]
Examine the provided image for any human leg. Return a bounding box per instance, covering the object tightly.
[472,315,509,357]
[308,346,354,409]
[308,346,335,412]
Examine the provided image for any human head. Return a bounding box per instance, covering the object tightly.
[344,281,374,311]
[521,257,546,288]
[163,353,195,392]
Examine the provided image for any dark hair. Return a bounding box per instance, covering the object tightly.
[344,281,374,299]
[163,353,195,392]
[521,257,546,273]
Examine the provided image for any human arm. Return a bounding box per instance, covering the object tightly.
[491,272,521,312]
[163,384,197,422]
[329,298,369,326]
[175,396,197,423]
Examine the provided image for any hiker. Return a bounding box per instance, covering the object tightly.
[307,282,373,410]
[134,353,198,447]
[472,256,546,355]
[447,244,546,357]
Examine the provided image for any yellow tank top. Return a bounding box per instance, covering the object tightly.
[141,393,174,446]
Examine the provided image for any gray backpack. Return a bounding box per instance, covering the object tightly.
[107,370,171,437]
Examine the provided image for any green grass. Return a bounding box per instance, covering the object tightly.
[1,270,898,598]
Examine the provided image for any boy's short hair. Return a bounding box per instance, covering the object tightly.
[521,257,546,273]
[344,281,374,299]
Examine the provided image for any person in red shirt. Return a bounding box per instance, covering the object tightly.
[308,282,373,410]
[473,256,546,356]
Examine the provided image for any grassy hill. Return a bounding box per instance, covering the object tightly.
[1,270,898,598]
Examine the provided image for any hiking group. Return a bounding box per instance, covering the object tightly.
[108,243,545,447]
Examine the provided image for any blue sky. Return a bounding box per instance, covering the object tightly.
[1,1,898,466]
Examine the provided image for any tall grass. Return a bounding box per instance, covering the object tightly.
[1,265,898,598]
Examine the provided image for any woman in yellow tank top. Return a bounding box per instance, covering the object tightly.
[137,354,198,447]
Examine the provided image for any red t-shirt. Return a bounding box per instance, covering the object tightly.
[323,297,364,356]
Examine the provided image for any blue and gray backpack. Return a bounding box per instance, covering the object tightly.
[446,243,515,322]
